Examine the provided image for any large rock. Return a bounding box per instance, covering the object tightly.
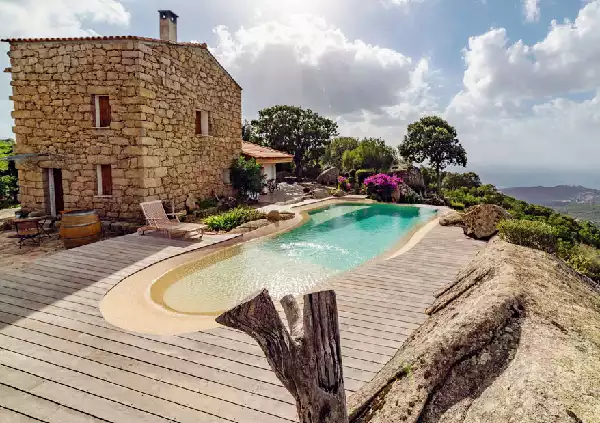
[350,240,600,423]
[316,167,340,185]
[424,193,446,206]
[462,204,511,240]
[393,166,426,193]
[312,188,330,199]
[266,210,281,221]
[239,219,270,230]
[439,211,464,227]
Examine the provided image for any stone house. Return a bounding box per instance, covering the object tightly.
[2,10,242,220]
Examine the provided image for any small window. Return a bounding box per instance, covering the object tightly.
[97,164,113,196]
[93,95,111,128]
[195,110,211,136]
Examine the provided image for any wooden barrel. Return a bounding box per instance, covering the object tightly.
[60,209,102,249]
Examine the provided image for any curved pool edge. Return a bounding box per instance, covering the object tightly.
[99,200,445,335]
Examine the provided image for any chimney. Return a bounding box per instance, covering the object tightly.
[159,10,178,42]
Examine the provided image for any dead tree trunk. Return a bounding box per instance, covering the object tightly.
[216,289,348,423]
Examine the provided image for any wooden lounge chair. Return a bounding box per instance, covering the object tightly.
[139,200,205,240]
[13,218,43,248]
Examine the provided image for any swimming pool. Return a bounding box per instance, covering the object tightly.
[156,203,436,314]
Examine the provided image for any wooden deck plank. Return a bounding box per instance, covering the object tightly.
[0,272,111,295]
[0,225,484,422]
[0,335,289,423]
[0,376,108,423]
[0,406,45,423]
[0,312,295,406]
[0,364,172,423]
[0,277,106,303]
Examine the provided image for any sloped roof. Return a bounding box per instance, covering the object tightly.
[1,36,241,89]
[1,36,207,48]
[242,142,293,162]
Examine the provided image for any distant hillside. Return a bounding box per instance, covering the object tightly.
[553,204,600,225]
[501,185,600,206]
[501,185,600,225]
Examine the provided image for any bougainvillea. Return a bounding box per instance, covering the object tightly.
[363,173,403,202]
[338,176,352,192]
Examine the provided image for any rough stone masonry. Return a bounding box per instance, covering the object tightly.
[4,33,242,220]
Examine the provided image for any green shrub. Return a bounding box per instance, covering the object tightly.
[498,219,559,254]
[356,169,376,185]
[230,156,264,198]
[197,197,218,210]
[566,244,600,281]
[203,207,266,232]
[450,201,465,210]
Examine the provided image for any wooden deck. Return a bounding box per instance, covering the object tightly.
[0,226,484,423]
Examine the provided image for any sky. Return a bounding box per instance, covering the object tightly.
[0,0,599,188]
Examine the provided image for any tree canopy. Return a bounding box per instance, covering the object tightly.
[230,156,264,199]
[443,171,481,190]
[399,116,467,191]
[0,139,18,208]
[250,106,338,176]
[340,138,397,172]
[324,137,359,170]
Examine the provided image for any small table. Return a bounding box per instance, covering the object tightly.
[13,216,51,248]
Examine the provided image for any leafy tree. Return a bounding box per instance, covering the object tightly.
[323,137,359,169]
[342,149,361,171]
[443,171,481,190]
[241,119,262,143]
[241,120,252,142]
[230,156,264,199]
[0,139,18,208]
[399,116,467,192]
[354,138,397,171]
[340,138,397,172]
[251,106,338,176]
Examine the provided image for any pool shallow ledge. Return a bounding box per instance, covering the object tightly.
[99,199,443,335]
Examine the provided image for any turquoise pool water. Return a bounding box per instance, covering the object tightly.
[162,203,436,314]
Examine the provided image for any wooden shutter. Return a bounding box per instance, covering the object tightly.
[101,165,113,196]
[91,95,97,126]
[98,96,111,127]
[195,111,202,135]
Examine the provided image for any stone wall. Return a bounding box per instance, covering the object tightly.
[7,38,241,220]
[135,42,242,211]
[8,40,144,219]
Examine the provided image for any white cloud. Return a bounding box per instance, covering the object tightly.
[0,0,130,38]
[0,0,130,139]
[447,90,600,171]
[445,1,600,175]
[449,0,600,113]
[382,0,426,8]
[523,0,541,22]
[211,14,435,131]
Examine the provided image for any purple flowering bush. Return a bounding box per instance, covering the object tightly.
[337,176,352,192]
[364,174,403,202]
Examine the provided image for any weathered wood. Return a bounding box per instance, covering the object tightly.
[217,289,349,423]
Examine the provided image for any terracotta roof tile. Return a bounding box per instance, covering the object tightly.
[0,36,207,48]
[242,142,294,161]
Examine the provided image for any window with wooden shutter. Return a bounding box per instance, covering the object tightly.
[195,110,202,135]
[93,95,111,127]
[97,165,113,196]
[195,110,212,136]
